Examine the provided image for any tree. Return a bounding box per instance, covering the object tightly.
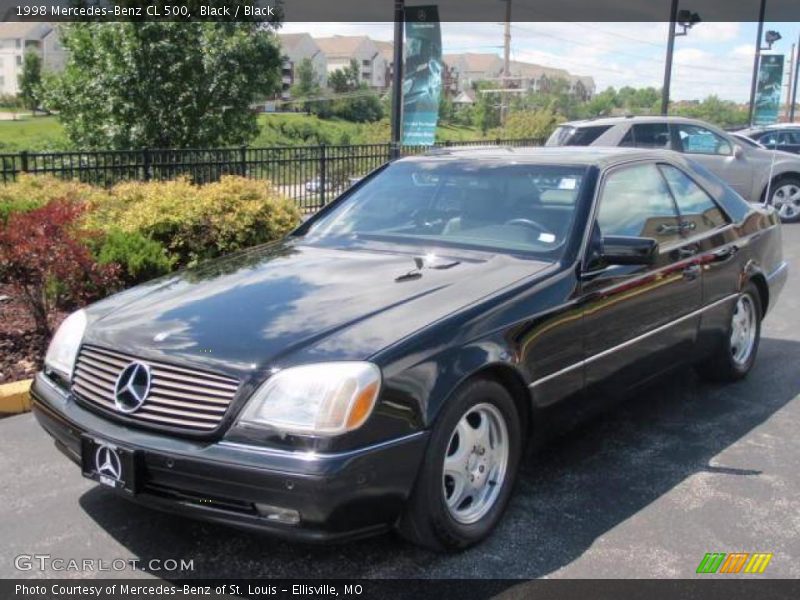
[472,83,500,134]
[331,86,384,122]
[18,51,42,113]
[291,58,322,113]
[328,59,360,93]
[45,20,282,149]
[492,109,563,141]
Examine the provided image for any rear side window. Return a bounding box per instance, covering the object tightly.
[659,164,728,234]
[546,125,612,146]
[619,123,672,149]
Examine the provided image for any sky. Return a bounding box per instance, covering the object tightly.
[280,21,800,103]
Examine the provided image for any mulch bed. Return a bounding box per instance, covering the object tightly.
[0,283,66,385]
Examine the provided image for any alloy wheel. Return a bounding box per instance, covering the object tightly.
[771,183,800,220]
[730,295,757,366]
[442,402,509,525]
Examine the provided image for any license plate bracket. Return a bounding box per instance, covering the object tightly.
[81,436,139,494]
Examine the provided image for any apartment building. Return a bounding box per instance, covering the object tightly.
[314,35,388,89]
[0,22,66,96]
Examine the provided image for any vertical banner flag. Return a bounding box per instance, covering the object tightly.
[402,5,442,145]
[754,54,785,126]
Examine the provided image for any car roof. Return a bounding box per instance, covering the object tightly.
[558,115,722,128]
[401,145,682,169]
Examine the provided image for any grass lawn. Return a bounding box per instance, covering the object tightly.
[0,113,490,152]
[0,115,68,152]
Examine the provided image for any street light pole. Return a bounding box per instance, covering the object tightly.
[661,0,680,115]
[791,32,800,122]
[748,0,767,126]
[390,0,405,159]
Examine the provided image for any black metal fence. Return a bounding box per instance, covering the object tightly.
[0,138,543,212]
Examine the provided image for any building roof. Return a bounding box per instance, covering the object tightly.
[508,60,569,80]
[444,53,504,73]
[315,35,372,58]
[0,22,53,41]
[277,32,313,51]
[373,40,394,62]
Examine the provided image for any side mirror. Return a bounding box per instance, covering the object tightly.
[601,235,659,266]
[733,145,744,159]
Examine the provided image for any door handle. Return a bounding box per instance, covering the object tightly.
[682,264,701,281]
[714,244,739,260]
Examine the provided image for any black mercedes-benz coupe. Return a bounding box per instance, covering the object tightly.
[32,147,787,551]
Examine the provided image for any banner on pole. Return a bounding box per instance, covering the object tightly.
[402,5,442,146]
[754,54,785,126]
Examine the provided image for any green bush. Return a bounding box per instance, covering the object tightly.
[87,176,301,267]
[94,229,174,285]
[0,174,103,224]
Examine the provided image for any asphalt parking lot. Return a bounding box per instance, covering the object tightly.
[1,224,799,581]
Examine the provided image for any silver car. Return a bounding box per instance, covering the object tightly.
[547,116,800,222]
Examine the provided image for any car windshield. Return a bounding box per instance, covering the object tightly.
[302,160,587,258]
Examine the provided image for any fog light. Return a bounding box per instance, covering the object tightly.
[255,503,300,525]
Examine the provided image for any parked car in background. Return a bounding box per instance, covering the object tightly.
[546,116,800,223]
[737,124,800,155]
[32,147,786,551]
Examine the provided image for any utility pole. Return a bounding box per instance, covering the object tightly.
[501,0,512,124]
[786,43,796,119]
[792,33,800,122]
[390,0,405,158]
[661,0,680,115]
[748,0,767,126]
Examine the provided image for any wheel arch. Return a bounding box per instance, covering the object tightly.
[444,362,535,451]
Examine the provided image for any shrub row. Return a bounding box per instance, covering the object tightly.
[0,174,301,339]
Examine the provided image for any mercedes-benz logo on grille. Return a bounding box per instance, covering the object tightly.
[114,361,152,413]
[95,445,122,480]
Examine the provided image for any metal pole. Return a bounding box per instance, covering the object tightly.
[791,32,800,122]
[785,43,796,119]
[501,0,512,124]
[661,0,679,115]
[390,0,405,159]
[748,0,767,126]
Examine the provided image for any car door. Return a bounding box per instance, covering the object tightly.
[673,123,753,198]
[658,162,741,357]
[579,162,703,399]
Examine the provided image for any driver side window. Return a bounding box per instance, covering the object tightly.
[596,163,681,246]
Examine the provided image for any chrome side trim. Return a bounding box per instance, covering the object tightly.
[529,293,739,389]
[767,260,789,282]
[218,431,427,461]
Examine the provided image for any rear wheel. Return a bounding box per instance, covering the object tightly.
[769,176,800,223]
[697,284,761,382]
[398,378,522,551]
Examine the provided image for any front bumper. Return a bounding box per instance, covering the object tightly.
[31,373,428,543]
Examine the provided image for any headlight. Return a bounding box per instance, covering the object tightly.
[236,362,381,435]
[44,309,87,381]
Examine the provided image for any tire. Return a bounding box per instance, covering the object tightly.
[397,378,522,552]
[697,283,762,383]
[769,176,800,223]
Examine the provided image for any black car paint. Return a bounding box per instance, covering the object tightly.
[32,148,787,542]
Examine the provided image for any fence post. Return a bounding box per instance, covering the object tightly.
[20,151,28,173]
[319,143,327,206]
[142,148,151,181]
[239,145,247,177]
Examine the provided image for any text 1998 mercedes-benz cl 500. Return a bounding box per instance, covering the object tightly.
[33,147,787,551]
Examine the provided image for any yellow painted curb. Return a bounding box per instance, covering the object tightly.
[0,379,32,414]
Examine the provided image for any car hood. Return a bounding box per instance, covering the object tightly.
[83,238,550,382]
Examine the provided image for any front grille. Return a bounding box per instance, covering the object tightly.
[72,344,240,432]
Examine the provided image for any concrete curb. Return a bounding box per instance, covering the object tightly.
[0,379,32,414]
